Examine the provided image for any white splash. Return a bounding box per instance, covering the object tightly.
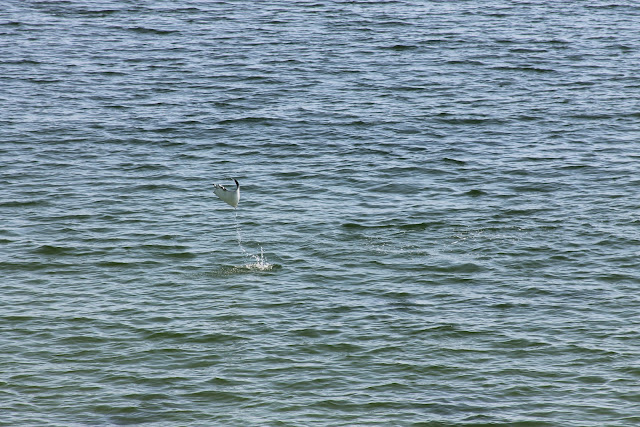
[245,246,271,270]
[234,210,273,270]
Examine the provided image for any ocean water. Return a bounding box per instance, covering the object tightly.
[2,1,640,425]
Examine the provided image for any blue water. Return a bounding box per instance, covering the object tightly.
[2,1,640,425]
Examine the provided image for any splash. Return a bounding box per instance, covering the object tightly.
[234,210,273,270]
[245,246,271,270]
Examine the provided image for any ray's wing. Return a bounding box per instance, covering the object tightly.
[213,180,240,208]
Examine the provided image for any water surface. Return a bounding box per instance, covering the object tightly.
[2,1,640,425]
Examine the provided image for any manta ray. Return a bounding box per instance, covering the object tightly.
[213,178,240,208]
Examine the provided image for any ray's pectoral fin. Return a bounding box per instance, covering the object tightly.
[213,178,240,208]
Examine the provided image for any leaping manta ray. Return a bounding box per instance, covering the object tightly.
[213,178,240,208]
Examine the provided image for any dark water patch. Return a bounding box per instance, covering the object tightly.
[445,59,487,67]
[288,326,341,339]
[0,315,39,323]
[72,8,119,17]
[24,77,62,84]
[160,251,198,260]
[117,138,186,148]
[56,334,110,345]
[33,245,74,256]
[140,244,198,259]
[382,44,418,51]
[119,162,171,172]
[127,183,185,192]
[102,103,131,110]
[597,272,638,283]
[0,261,53,272]
[570,113,615,120]
[585,3,640,10]
[463,189,487,197]
[491,66,557,73]
[342,222,387,230]
[0,199,51,208]
[575,375,608,385]
[509,47,549,54]
[397,261,485,274]
[515,115,542,122]
[96,260,162,268]
[390,85,426,92]
[273,170,315,180]
[398,222,440,231]
[204,376,247,387]
[1,59,43,65]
